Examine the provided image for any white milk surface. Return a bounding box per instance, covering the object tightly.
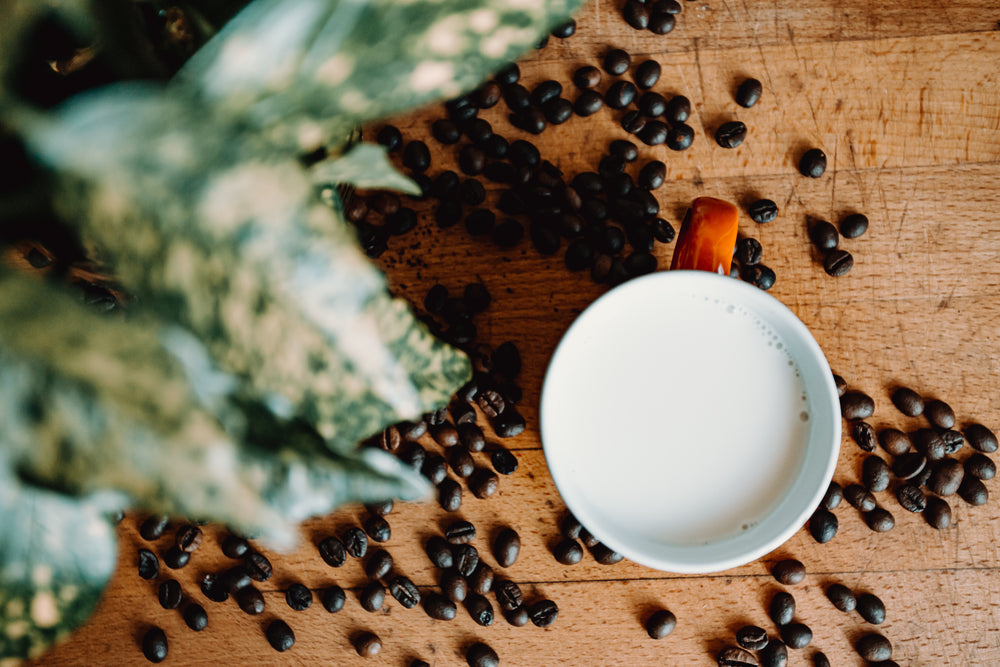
[543,288,811,547]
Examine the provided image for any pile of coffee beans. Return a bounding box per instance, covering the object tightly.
[621,0,684,36]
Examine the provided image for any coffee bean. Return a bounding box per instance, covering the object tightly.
[736,625,768,651]
[353,631,381,657]
[453,543,480,577]
[445,520,476,545]
[472,81,501,109]
[833,373,848,396]
[759,640,788,667]
[656,0,683,13]
[799,148,827,178]
[888,387,923,417]
[717,646,758,666]
[606,80,638,109]
[466,642,500,667]
[458,144,486,176]
[448,446,476,478]
[715,121,747,148]
[940,429,965,455]
[808,220,839,250]
[432,119,461,145]
[438,478,463,512]
[158,579,182,610]
[199,573,228,602]
[236,586,265,615]
[826,583,856,612]
[736,237,763,266]
[529,599,559,627]
[574,90,604,116]
[389,575,421,608]
[823,248,853,276]
[863,455,891,492]
[318,536,347,567]
[140,515,169,541]
[864,506,895,532]
[441,569,468,603]
[736,78,763,108]
[423,536,453,570]
[609,140,639,164]
[360,580,386,612]
[220,535,249,559]
[446,96,477,122]
[244,551,272,582]
[603,48,631,75]
[573,65,602,89]
[321,585,346,613]
[624,250,658,277]
[812,651,831,667]
[494,62,519,86]
[744,199,777,225]
[551,18,576,37]
[542,97,573,125]
[142,627,168,663]
[365,548,393,580]
[914,428,945,460]
[666,123,695,150]
[466,593,495,626]
[431,422,460,447]
[163,545,191,569]
[852,421,877,452]
[623,0,651,29]
[965,423,999,452]
[841,391,875,420]
[565,238,595,270]
[470,468,500,498]
[856,633,892,662]
[488,447,518,476]
[590,541,625,565]
[844,484,877,511]
[338,526,367,559]
[779,622,812,649]
[651,218,675,244]
[896,483,927,512]
[502,605,529,626]
[138,548,159,580]
[560,513,583,539]
[924,399,956,429]
[457,423,486,452]
[839,213,869,238]
[958,476,989,505]
[769,591,795,626]
[892,452,927,480]
[649,10,676,33]
[928,457,964,496]
[424,591,457,620]
[531,80,562,108]
[376,125,402,152]
[366,498,395,516]
[661,94,690,124]
[965,452,996,480]
[925,496,952,528]
[620,110,646,135]
[638,91,667,117]
[554,538,583,565]
[879,428,911,456]
[402,140,431,173]
[216,566,249,594]
[495,579,523,611]
[646,609,677,639]
[772,559,805,585]
[809,508,838,543]
[492,527,521,567]
[183,602,207,631]
[857,592,886,624]
[822,481,843,510]
[363,515,391,543]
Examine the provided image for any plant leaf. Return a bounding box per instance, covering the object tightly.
[312,143,420,194]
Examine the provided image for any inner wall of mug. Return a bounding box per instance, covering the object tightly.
[540,272,840,573]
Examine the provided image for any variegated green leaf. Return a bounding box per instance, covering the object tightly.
[312,143,420,194]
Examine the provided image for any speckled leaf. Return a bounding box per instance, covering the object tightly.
[0,470,116,663]
[21,86,471,453]
[312,143,420,194]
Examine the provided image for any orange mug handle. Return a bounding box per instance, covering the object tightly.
[669,197,740,274]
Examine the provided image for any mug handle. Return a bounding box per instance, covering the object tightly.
[668,197,740,275]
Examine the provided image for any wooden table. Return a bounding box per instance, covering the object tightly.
[35,0,1000,664]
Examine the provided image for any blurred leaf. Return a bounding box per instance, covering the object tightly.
[312,143,420,194]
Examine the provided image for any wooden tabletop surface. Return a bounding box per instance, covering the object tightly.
[35,0,1000,665]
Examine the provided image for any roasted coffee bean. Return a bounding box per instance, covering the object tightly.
[642,608,676,639]
[470,468,500,498]
[638,120,669,146]
[446,96,477,123]
[376,125,402,152]
[493,528,521,567]
[138,549,159,579]
[823,248,853,276]
[424,591,457,620]
[621,110,646,134]
[453,543,480,577]
[360,580,386,612]
[965,452,996,480]
[318,536,347,567]
[925,496,952,528]
[244,551,272,582]
[856,633,892,662]
[623,0,651,29]
[892,452,927,481]
[717,646,757,667]
[456,423,486,453]
[747,198,778,224]
[879,428,911,456]
[531,80,563,107]
[529,599,559,627]
[736,237,763,266]
[464,119,493,147]
[966,423,999,452]
[826,583,856,611]
[715,121,747,148]
[441,569,468,603]
[896,483,927,512]
[446,520,477,545]
[458,145,486,176]
[432,119,461,145]
[744,264,776,290]
[844,484,877,511]
[631,58,662,89]
[140,515,169,541]
[863,455,891,492]
[852,421,877,452]
[638,91,667,117]
[666,123,695,150]
[914,428,947,461]
[448,401,476,428]
[608,140,638,164]
[664,95,691,124]
[494,62,519,86]
[553,538,583,564]
[495,579,523,611]
[321,585,345,613]
[183,602,207,631]
[448,446,476,478]
[221,535,249,559]
[486,447,518,478]
[560,513,583,539]
[809,507,838,543]
[959,476,989,505]
[426,536,454,569]
[808,220,839,250]
[653,218,676,243]
[236,586,265,615]
[369,191,401,215]
[822,481,843,509]
[649,10,676,34]
[889,386,923,416]
[365,548,393,580]
[402,140,431,173]
[466,593,495,626]
[940,429,965,455]
[389,575,421,608]
[925,399,956,429]
[363,515,391,543]
[344,196,368,222]
[780,622,812,649]
[142,627,168,663]
[603,48,631,75]
[864,506,895,532]
[633,162,666,192]
[366,498,395,516]
[736,625,769,651]
[336,527,367,559]
[398,440,427,469]
[542,98,574,125]
[814,652,832,667]
[469,562,494,595]
[841,391,875,420]
[759,640,788,667]
[476,389,506,418]
[502,604,529,626]
[839,212,869,239]
[736,78,763,108]
[769,591,795,626]
[590,542,625,564]
[472,81,502,109]
[857,592,886,624]
[573,65,602,89]
[285,583,312,611]
[574,90,604,116]
[438,478,463,512]
[353,631,382,657]
[606,80,638,109]
[466,642,500,667]
[199,573,228,602]
[799,148,827,178]
[772,559,806,585]
[158,579,182,610]
[656,0,683,14]
[162,546,189,570]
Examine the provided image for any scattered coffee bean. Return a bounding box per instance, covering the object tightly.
[360,580,386,612]
[504,605,530,626]
[666,123,695,150]
[142,627,168,663]
[493,527,521,567]
[221,535,249,559]
[823,248,853,276]
[857,592,886,624]
[426,536,454,569]
[182,602,207,631]
[664,95,691,124]
[822,481,843,510]
[285,583,312,611]
[634,59,662,89]
[244,551,272,582]
[590,542,624,565]
[470,468,500,498]
[495,579,523,611]
[220,566,252,595]
[573,65,602,89]
[458,423,487,452]
[809,508,838,543]
[879,428,911,456]
[839,213,869,238]
[736,78,763,108]
[158,579,182,610]
[376,125,402,152]
[140,516,169,541]
[833,374,848,396]
[928,458,964,495]
[958,475,989,505]
[432,119,461,145]
[779,622,812,649]
[965,452,996,480]
[466,642,500,667]
[826,583,856,612]
[448,446,476,478]
[445,521,476,545]
[353,631,381,657]
[638,91,667,117]
[574,90,604,116]
[717,646,757,666]
[529,599,559,627]
[162,545,190,570]
[892,453,926,482]
[769,591,795,626]
[649,10,676,34]
[318,536,347,567]
[772,559,805,585]
[715,121,747,148]
[856,633,892,662]
[759,640,788,667]
[646,609,677,639]
[852,421,877,452]
[551,18,576,37]
[554,538,584,565]
[366,548,394,580]
[490,447,519,475]
[424,591,457,620]
[340,526,368,559]
[321,585,346,613]
[891,387,924,416]
[363,515,391,542]
[236,586,265,615]
[442,569,468,603]
[799,148,827,178]
[530,80,562,108]
[736,237,763,266]
[808,220,839,250]
[841,391,875,420]
[925,495,953,528]
[606,80,638,109]
[138,549,159,580]
[469,562,494,595]
[466,593,495,626]
[402,140,431,173]
[925,399,956,429]
[965,423,999,452]
[389,575,421,609]
[940,429,965,455]
[864,506,895,532]
[844,484,877,511]
[454,543,480,577]
[198,573,228,602]
[438,478,463,512]
[896,483,927,512]
[748,199,778,224]
[736,625,768,651]
[863,455,891,492]
[603,48,631,75]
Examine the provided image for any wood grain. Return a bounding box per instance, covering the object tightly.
[32,0,1000,665]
